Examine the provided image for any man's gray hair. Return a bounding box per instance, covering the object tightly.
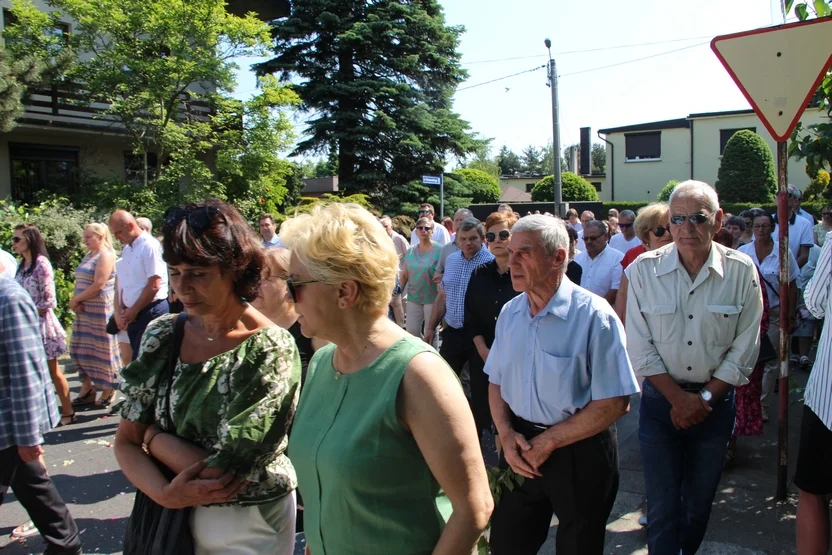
[511,214,569,257]
[457,217,484,237]
[379,215,392,225]
[669,180,720,214]
[584,219,608,235]
[787,184,802,200]
[455,208,472,219]
[619,210,636,220]
[136,217,152,234]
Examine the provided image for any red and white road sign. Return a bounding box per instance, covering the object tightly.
[711,18,832,142]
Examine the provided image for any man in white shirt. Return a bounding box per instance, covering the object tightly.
[109,210,169,360]
[773,185,814,267]
[379,215,409,260]
[409,203,451,246]
[573,220,623,305]
[608,210,641,254]
[575,210,596,252]
[259,213,283,248]
[0,248,17,279]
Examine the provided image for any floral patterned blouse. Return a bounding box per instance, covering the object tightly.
[119,313,301,506]
[15,255,67,360]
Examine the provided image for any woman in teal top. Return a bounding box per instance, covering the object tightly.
[401,216,442,341]
[281,203,493,555]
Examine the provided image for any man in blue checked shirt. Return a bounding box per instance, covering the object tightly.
[0,278,81,555]
[424,218,494,375]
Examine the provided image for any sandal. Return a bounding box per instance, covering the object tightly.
[71,389,96,406]
[59,412,77,426]
[95,391,116,408]
[11,520,39,539]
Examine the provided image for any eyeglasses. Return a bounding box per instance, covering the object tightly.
[11,237,22,244]
[163,205,222,234]
[418,210,432,215]
[583,234,605,243]
[669,213,712,226]
[650,226,671,237]
[823,212,831,217]
[285,277,319,303]
[486,230,510,242]
[618,223,633,228]
[416,226,433,232]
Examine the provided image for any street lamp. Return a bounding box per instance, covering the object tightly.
[545,38,563,216]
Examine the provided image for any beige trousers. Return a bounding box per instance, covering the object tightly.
[190,491,296,555]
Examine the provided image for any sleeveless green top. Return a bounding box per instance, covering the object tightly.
[288,335,450,555]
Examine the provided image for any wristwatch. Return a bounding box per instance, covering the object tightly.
[699,389,713,404]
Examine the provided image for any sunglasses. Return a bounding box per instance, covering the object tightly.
[418,210,432,215]
[669,213,711,226]
[823,212,831,217]
[651,226,671,237]
[486,230,511,242]
[618,223,633,228]
[416,226,433,232]
[11,236,22,244]
[163,205,222,234]
[285,277,319,303]
[752,224,772,230]
[583,234,605,243]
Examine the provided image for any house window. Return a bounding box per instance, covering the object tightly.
[719,127,756,155]
[625,131,661,161]
[3,9,70,51]
[591,181,602,192]
[124,151,159,186]
[525,183,536,193]
[9,144,78,204]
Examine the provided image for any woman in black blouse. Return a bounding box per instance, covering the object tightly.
[464,210,519,439]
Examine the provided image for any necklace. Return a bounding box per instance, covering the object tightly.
[334,326,387,378]
[200,311,244,342]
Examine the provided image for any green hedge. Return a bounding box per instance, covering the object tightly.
[599,201,829,219]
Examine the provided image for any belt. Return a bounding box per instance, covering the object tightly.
[678,382,707,393]
[512,415,549,438]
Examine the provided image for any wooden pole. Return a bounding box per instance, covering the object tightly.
[776,140,789,501]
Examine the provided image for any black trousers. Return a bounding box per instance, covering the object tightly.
[490,418,620,555]
[127,299,169,361]
[467,353,493,435]
[0,446,81,554]
[439,325,473,376]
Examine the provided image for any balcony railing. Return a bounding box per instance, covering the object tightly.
[17,82,214,133]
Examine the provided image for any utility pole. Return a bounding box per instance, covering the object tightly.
[545,38,564,217]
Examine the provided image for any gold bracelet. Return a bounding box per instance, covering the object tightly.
[141,428,163,456]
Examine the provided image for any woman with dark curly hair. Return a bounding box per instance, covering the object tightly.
[114,200,301,554]
[12,224,72,425]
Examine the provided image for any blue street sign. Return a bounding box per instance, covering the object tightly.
[421,175,442,186]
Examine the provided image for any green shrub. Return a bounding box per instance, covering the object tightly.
[448,168,501,204]
[716,130,777,203]
[531,172,599,202]
[804,169,831,201]
[657,180,681,202]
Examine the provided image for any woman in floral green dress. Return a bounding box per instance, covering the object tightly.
[114,200,301,555]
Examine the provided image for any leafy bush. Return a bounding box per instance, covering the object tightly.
[0,199,96,328]
[716,130,777,203]
[657,180,681,202]
[531,172,599,203]
[448,168,501,204]
[803,169,831,201]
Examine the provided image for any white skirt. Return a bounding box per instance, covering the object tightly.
[190,491,296,555]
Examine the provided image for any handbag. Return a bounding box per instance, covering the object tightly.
[123,313,193,555]
[106,315,119,335]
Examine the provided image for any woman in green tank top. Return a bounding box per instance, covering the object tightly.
[281,203,493,555]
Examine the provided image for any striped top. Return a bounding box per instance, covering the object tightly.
[804,230,832,431]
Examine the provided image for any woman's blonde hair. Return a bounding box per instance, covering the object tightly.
[634,202,669,245]
[262,247,291,280]
[86,222,114,252]
[280,203,398,315]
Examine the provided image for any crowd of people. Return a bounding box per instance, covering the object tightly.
[0,180,831,555]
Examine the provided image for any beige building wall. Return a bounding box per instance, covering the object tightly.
[691,110,828,193]
[605,127,691,202]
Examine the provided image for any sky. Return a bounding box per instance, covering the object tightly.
[233,0,790,162]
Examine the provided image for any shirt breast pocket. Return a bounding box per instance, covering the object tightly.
[705,304,742,346]
[639,303,676,344]
[536,352,585,415]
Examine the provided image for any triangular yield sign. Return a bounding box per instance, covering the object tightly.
[711,18,832,141]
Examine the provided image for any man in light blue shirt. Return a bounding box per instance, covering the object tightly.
[259,213,283,248]
[485,215,638,555]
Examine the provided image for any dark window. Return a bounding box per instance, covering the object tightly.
[719,127,756,155]
[9,144,78,204]
[591,181,602,192]
[625,131,661,160]
[525,183,536,193]
[3,9,70,51]
[124,151,159,186]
